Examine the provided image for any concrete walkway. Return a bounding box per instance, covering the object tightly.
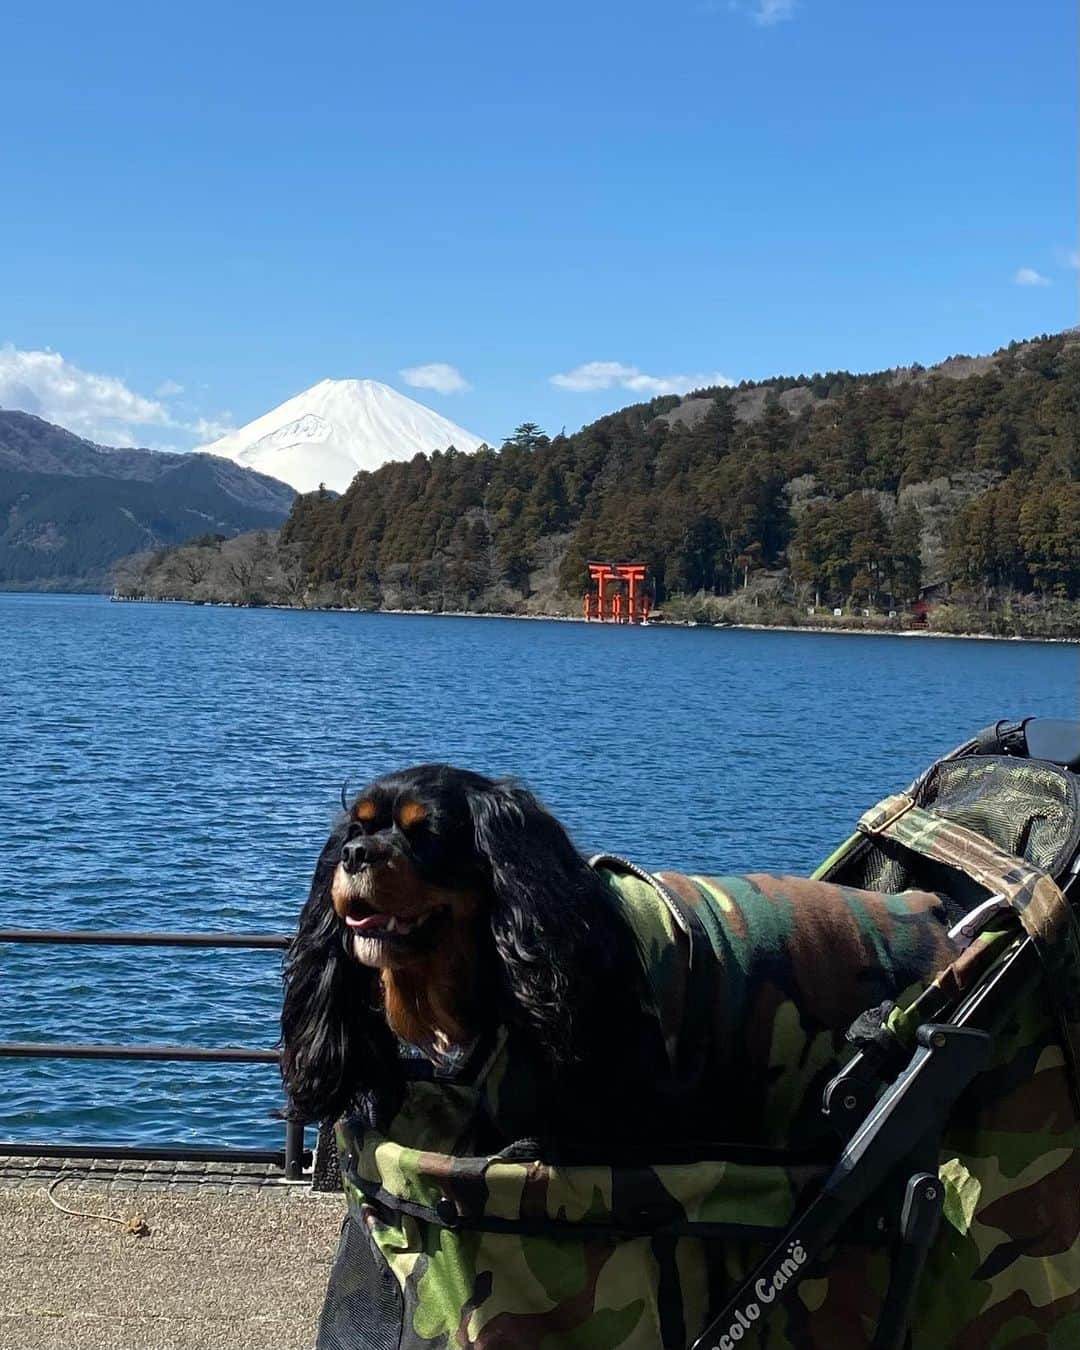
[0,1157,345,1350]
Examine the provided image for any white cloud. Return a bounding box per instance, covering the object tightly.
[1014,267,1051,287]
[551,360,735,397]
[0,344,234,449]
[190,415,236,443]
[697,0,796,20]
[751,0,796,24]
[0,345,171,445]
[399,362,470,395]
[1056,248,1080,270]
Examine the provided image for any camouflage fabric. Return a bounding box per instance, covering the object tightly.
[331,1133,832,1349]
[858,792,1080,1110]
[329,1004,1080,1350]
[914,932,1080,1349]
[606,865,960,1147]
[318,867,1077,1350]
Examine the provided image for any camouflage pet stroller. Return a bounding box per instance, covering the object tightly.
[317,718,1080,1350]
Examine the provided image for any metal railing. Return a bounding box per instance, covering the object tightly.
[0,927,309,1179]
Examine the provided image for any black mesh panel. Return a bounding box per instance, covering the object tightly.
[316,1213,403,1350]
[824,757,1080,896]
[918,758,1080,876]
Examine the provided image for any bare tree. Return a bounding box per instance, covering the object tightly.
[181,551,211,588]
[228,554,255,597]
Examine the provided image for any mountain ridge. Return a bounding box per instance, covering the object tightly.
[0,409,296,589]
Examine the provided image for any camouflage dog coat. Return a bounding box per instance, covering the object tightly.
[594,860,961,1148]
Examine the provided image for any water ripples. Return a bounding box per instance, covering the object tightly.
[1,594,1076,1146]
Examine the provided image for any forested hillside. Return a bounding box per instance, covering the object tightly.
[119,333,1080,635]
[278,333,1078,613]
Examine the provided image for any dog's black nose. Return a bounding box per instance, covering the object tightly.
[339,838,369,875]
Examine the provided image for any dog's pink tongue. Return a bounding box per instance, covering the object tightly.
[345,912,392,932]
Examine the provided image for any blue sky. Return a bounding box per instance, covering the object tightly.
[0,0,1075,450]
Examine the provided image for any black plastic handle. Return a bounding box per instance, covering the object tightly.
[1023,719,1080,771]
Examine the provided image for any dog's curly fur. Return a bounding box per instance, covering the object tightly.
[279,764,666,1150]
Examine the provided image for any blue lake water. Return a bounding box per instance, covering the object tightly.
[0,592,1076,1149]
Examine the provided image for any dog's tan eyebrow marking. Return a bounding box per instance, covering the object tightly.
[397,800,427,829]
[353,799,376,822]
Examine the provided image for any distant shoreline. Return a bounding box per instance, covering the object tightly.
[104,593,1080,645]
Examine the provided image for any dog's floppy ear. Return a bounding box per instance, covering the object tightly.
[279,817,398,1123]
[467,781,624,1063]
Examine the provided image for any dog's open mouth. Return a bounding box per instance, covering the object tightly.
[343,902,448,942]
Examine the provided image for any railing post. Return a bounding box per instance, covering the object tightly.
[284,1116,305,1180]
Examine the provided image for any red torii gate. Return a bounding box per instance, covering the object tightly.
[584,562,613,621]
[617,563,647,624]
[583,561,651,623]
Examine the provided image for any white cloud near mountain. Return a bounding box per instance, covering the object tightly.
[190,414,236,442]
[1014,267,1051,287]
[0,345,172,446]
[0,344,234,449]
[399,362,470,394]
[551,360,735,396]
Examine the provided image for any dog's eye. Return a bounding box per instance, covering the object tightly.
[397,801,428,830]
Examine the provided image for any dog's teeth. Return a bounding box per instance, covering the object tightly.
[386,917,398,933]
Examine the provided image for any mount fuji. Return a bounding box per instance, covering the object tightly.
[197,379,490,494]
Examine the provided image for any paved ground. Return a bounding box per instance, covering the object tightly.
[0,1157,345,1350]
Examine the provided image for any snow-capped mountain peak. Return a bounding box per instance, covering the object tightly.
[197,379,489,494]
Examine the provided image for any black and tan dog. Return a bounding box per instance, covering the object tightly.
[280,764,959,1154]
